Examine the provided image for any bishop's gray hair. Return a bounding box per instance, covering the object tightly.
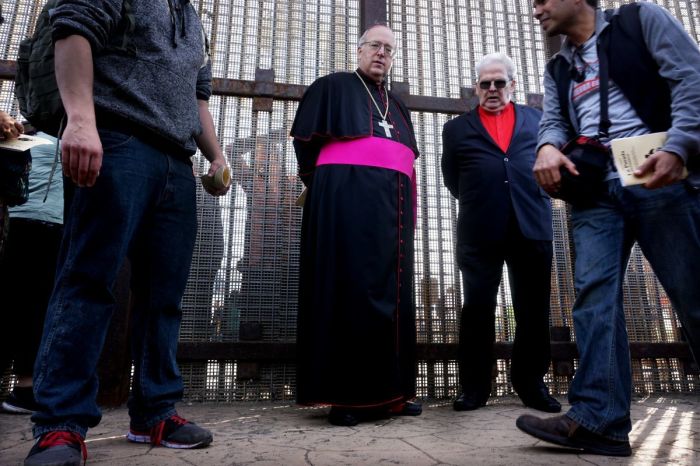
[475,52,516,82]
[357,23,394,48]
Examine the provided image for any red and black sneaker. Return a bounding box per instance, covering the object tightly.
[24,430,87,466]
[127,414,213,449]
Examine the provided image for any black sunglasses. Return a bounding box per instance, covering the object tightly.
[478,79,508,90]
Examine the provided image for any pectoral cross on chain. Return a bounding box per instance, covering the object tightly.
[378,119,394,138]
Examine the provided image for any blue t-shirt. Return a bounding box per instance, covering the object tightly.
[9,132,63,225]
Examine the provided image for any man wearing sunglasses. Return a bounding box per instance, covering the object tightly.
[442,53,559,414]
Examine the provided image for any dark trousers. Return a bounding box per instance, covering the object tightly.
[0,217,62,377]
[457,218,553,400]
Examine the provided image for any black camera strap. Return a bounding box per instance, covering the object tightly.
[596,36,611,140]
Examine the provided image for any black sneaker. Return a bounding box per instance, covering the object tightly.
[127,414,213,449]
[453,392,488,411]
[2,387,39,414]
[24,431,87,466]
[328,407,361,426]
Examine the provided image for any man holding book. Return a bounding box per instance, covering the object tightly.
[517,0,700,457]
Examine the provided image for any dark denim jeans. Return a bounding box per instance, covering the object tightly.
[566,179,700,442]
[32,129,197,438]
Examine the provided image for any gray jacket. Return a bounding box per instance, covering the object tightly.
[538,3,700,170]
[50,0,211,154]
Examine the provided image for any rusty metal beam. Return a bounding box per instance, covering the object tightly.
[177,341,694,362]
[177,342,297,362]
[425,342,696,361]
[212,77,307,100]
[1,59,472,115]
[399,94,470,114]
[545,34,563,59]
[360,0,387,31]
[0,59,16,79]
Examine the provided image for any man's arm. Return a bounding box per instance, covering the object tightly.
[55,35,102,188]
[537,64,573,155]
[195,100,230,196]
[533,67,578,193]
[634,2,700,189]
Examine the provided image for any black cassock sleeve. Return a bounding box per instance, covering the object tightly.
[290,73,374,186]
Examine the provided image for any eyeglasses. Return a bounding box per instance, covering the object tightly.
[361,41,396,58]
[478,79,508,90]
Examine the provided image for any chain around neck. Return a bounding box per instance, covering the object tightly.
[354,70,390,121]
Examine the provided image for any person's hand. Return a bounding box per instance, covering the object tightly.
[533,144,579,194]
[61,117,103,187]
[0,112,24,140]
[202,156,231,196]
[633,150,685,189]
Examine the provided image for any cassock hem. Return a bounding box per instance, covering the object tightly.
[296,393,417,410]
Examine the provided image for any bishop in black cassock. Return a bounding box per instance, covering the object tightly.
[291,25,421,426]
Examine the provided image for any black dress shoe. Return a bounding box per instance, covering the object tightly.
[518,386,562,413]
[516,414,632,457]
[389,401,422,416]
[453,392,487,411]
[328,407,360,426]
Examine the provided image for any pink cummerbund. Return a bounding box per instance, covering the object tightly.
[316,136,417,224]
[316,137,415,180]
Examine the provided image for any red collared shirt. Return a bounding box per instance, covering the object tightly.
[478,102,515,153]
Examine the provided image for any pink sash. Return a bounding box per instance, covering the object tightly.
[316,137,417,224]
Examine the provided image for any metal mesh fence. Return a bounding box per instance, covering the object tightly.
[179,0,359,400]
[180,360,297,402]
[1,0,699,402]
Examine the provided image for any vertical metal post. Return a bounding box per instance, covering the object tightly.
[360,0,387,31]
[544,35,563,59]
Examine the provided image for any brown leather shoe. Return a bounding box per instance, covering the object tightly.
[516,414,632,457]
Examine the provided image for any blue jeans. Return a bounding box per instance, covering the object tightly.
[31,129,197,438]
[566,179,700,441]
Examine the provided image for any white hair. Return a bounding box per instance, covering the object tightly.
[357,24,395,48]
[475,52,516,81]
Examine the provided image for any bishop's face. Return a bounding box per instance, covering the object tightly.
[357,26,396,83]
[476,63,515,115]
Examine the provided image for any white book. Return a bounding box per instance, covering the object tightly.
[610,131,687,186]
[0,134,54,153]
